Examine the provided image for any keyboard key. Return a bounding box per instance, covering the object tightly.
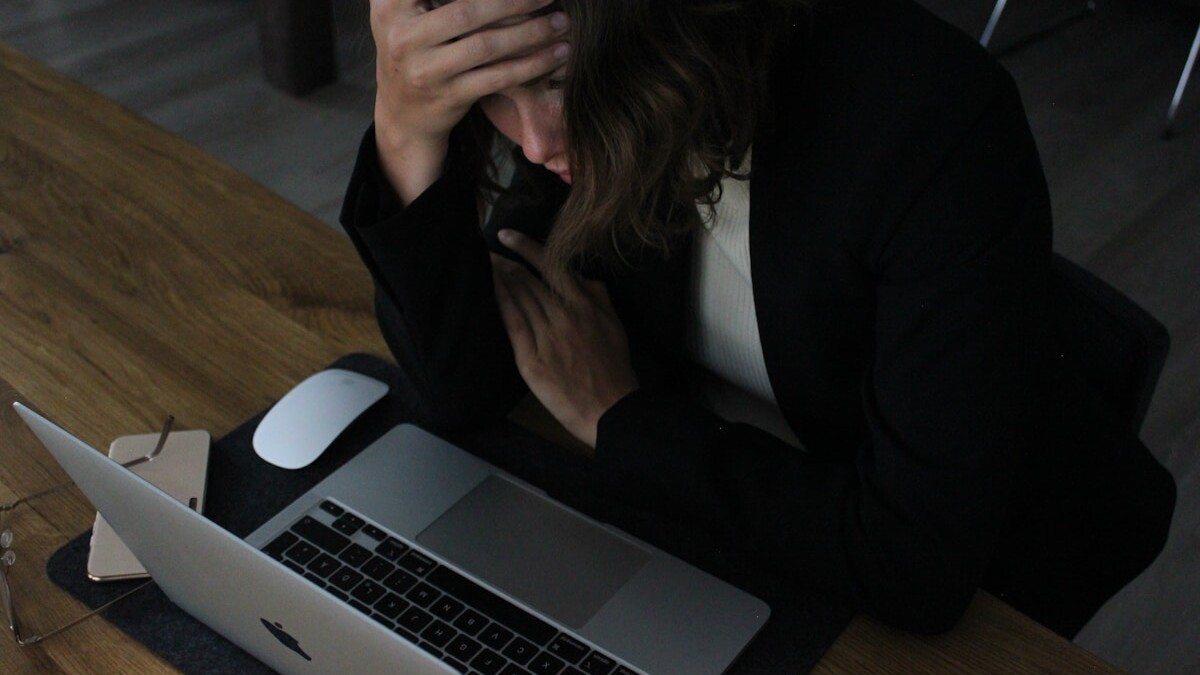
[319,501,345,517]
[471,648,509,675]
[445,635,482,662]
[360,523,386,540]
[398,606,434,633]
[285,506,622,675]
[262,532,298,560]
[339,542,373,568]
[407,582,441,608]
[302,573,326,587]
[306,553,341,578]
[362,556,396,581]
[530,652,566,674]
[422,620,458,648]
[383,568,419,595]
[547,635,589,664]
[332,512,366,535]
[328,588,349,602]
[329,568,364,592]
[374,593,410,620]
[502,637,538,665]
[480,624,515,651]
[283,560,306,576]
[352,579,387,605]
[452,608,487,636]
[284,541,320,565]
[291,516,350,554]
[578,652,617,674]
[428,567,557,646]
[375,538,409,560]
[431,596,465,621]
[398,550,437,576]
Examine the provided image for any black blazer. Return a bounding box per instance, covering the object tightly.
[340,0,1171,636]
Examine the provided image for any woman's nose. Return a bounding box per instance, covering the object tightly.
[518,108,561,165]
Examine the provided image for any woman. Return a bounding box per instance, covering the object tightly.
[342,0,1173,637]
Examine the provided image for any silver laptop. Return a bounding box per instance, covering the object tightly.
[16,403,768,675]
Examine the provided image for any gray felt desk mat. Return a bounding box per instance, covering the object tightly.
[46,353,850,674]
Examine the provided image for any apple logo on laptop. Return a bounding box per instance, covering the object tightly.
[261,618,312,661]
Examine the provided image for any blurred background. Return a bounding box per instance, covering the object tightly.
[1,1,1196,672]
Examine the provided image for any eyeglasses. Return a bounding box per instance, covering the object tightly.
[0,415,175,646]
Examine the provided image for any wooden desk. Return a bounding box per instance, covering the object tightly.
[0,41,1123,674]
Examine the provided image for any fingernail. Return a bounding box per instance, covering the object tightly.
[498,229,516,245]
[553,43,570,61]
[550,12,568,31]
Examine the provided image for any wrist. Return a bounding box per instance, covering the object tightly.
[578,384,638,450]
[373,116,451,206]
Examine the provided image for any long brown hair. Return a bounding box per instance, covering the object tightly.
[460,0,806,286]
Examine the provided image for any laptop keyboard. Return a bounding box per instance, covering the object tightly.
[260,500,645,675]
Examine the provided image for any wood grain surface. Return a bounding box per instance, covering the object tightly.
[0,38,383,672]
[0,39,1125,675]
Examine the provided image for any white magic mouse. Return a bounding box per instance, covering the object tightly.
[252,369,389,469]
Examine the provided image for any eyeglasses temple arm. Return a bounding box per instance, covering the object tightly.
[0,481,76,512]
[13,579,153,647]
[1,415,177,513]
[112,415,174,471]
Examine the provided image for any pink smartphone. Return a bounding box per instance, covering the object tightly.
[86,429,211,582]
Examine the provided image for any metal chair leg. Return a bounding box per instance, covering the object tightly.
[1165,22,1200,139]
[980,0,1009,48]
[981,1,1096,50]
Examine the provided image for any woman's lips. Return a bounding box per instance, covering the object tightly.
[545,163,571,184]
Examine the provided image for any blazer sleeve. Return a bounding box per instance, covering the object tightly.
[593,85,1053,634]
[338,126,526,429]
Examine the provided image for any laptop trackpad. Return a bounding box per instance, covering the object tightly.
[416,475,650,629]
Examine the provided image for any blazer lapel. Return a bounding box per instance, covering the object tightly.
[748,35,874,457]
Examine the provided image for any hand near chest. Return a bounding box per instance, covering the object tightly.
[491,229,638,448]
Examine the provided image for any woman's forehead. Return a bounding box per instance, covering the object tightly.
[432,1,567,65]
[428,0,562,23]
[489,2,562,29]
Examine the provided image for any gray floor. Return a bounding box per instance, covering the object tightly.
[2,1,1197,673]
[1,0,377,225]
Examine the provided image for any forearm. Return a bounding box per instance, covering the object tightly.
[340,126,526,429]
[592,351,1028,634]
[372,114,451,207]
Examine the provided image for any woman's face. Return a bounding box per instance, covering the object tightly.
[479,73,572,184]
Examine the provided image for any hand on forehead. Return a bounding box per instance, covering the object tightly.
[425,0,559,31]
[419,0,567,68]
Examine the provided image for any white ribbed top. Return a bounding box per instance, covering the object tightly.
[683,155,803,449]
